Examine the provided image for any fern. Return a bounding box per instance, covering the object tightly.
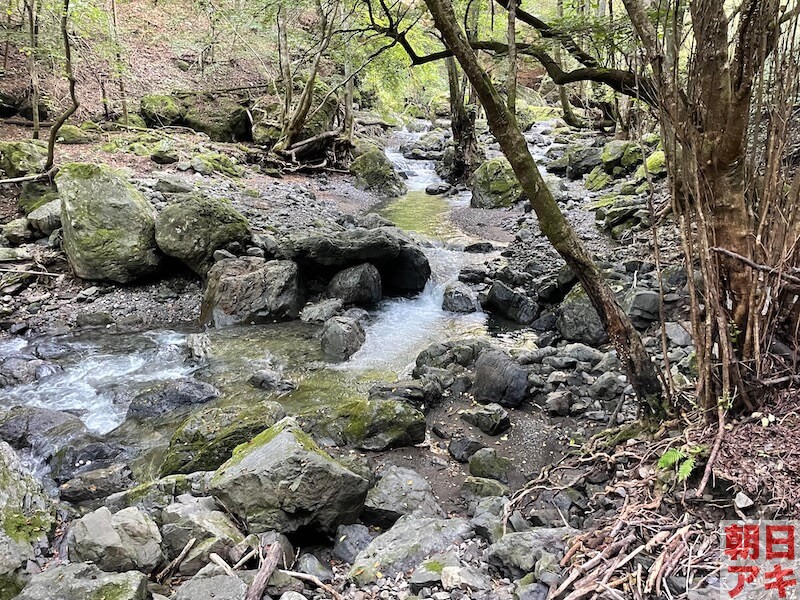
[677,456,696,481]
[658,447,685,469]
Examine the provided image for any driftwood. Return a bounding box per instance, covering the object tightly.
[156,537,196,583]
[245,544,282,600]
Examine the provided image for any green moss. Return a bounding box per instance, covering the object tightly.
[0,140,47,177]
[350,148,405,197]
[0,574,24,600]
[635,150,667,181]
[378,191,457,240]
[3,509,51,543]
[18,181,59,215]
[424,560,445,574]
[140,94,184,127]
[587,194,617,210]
[89,581,137,600]
[471,157,523,208]
[190,152,245,177]
[57,124,89,144]
[585,166,612,191]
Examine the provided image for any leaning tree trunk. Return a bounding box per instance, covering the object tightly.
[446,57,482,181]
[425,0,664,415]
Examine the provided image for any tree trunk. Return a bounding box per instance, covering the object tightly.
[506,0,517,112]
[424,0,664,415]
[342,58,354,142]
[45,0,79,170]
[446,57,482,181]
[555,0,583,127]
[109,0,129,125]
[25,0,40,139]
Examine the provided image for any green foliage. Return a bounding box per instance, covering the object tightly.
[657,444,706,482]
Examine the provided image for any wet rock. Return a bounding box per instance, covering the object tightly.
[249,368,295,393]
[487,528,574,579]
[326,263,382,305]
[59,463,134,502]
[484,281,539,325]
[401,128,449,160]
[127,378,220,421]
[349,515,473,584]
[208,418,369,534]
[471,157,524,208]
[68,506,164,573]
[297,553,333,582]
[464,241,495,253]
[0,405,87,457]
[12,563,148,600]
[442,282,480,313]
[350,147,407,197]
[155,194,252,276]
[368,379,442,412]
[161,495,245,575]
[51,441,125,483]
[173,575,247,600]
[321,315,366,360]
[414,338,490,376]
[461,403,510,436]
[448,437,486,462]
[26,199,61,236]
[461,477,510,503]
[472,350,528,408]
[363,466,445,527]
[426,182,453,195]
[201,258,304,326]
[333,523,372,564]
[57,162,161,283]
[300,298,343,323]
[556,284,608,346]
[160,401,287,476]
[469,448,511,483]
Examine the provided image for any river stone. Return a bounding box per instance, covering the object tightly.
[349,515,473,585]
[448,437,486,462]
[208,417,369,534]
[0,442,53,599]
[442,281,480,313]
[0,140,46,177]
[368,378,442,412]
[300,298,343,323]
[105,472,213,515]
[183,94,249,142]
[288,226,430,294]
[409,551,460,592]
[363,466,444,527]
[321,315,365,360]
[26,199,61,236]
[588,372,624,401]
[297,553,334,583]
[333,523,373,564]
[161,495,245,575]
[173,575,248,600]
[59,463,134,502]
[556,284,608,346]
[600,139,643,173]
[350,147,407,198]
[127,378,220,421]
[0,405,87,458]
[664,321,693,347]
[469,448,511,483]
[471,157,523,208]
[486,528,574,578]
[460,403,510,435]
[12,563,148,600]
[484,280,539,324]
[461,477,510,503]
[472,350,528,407]
[201,258,304,326]
[155,194,251,276]
[160,401,287,475]
[326,262,382,305]
[68,506,163,573]
[57,163,161,283]
[2,217,31,245]
[565,145,602,179]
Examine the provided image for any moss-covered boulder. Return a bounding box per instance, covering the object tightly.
[160,401,287,476]
[600,140,643,174]
[350,148,406,198]
[56,124,89,144]
[155,194,251,276]
[182,94,249,141]
[585,166,612,191]
[634,149,667,181]
[56,163,162,283]
[189,152,244,177]
[11,563,148,600]
[471,157,524,208]
[516,103,560,131]
[208,417,370,533]
[140,94,184,127]
[18,181,59,215]
[0,442,54,599]
[0,141,46,178]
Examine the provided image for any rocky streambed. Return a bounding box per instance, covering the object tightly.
[0,120,702,599]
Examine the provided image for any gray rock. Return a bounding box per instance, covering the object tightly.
[626,289,661,323]
[1,217,31,244]
[472,350,528,407]
[562,343,604,365]
[363,466,444,527]
[468,448,511,483]
[68,506,164,573]
[155,174,194,194]
[321,316,366,360]
[409,551,460,592]
[208,418,369,534]
[105,472,213,515]
[588,371,624,401]
[127,378,220,420]
[664,321,693,347]
[461,477,510,503]
[300,298,344,323]
[279,593,309,600]
[155,194,251,276]
[471,158,524,208]
[59,463,134,502]
[556,285,608,346]
[368,379,441,412]
[173,575,248,600]
[485,281,538,324]
[201,258,304,327]
[0,405,87,457]
[57,162,161,283]
[326,263,382,305]
[448,437,486,462]
[442,282,480,313]
[12,563,148,600]
[349,515,473,584]
[545,390,572,416]
[441,565,492,591]
[350,147,406,197]
[333,523,372,564]
[461,403,510,435]
[297,553,334,583]
[27,199,61,236]
[487,528,574,578]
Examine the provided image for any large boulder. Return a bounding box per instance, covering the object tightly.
[160,401,287,476]
[556,284,608,346]
[68,506,163,573]
[11,563,148,600]
[0,140,46,177]
[173,575,247,600]
[127,378,220,421]
[363,466,444,527]
[0,406,87,458]
[288,227,430,294]
[349,515,472,584]
[208,418,369,534]
[472,350,528,407]
[487,528,574,579]
[565,145,602,179]
[321,316,366,360]
[442,282,480,313]
[0,442,53,599]
[600,140,643,174]
[350,148,407,198]
[182,93,249,141]
[57,163,161,283]
[201,258,304,326]
[139,94,184,127]
[401,129,449,160]
[326,263,382,305]
[155,194,251,276]
[471,158,524,208]
[484,280,539,324]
